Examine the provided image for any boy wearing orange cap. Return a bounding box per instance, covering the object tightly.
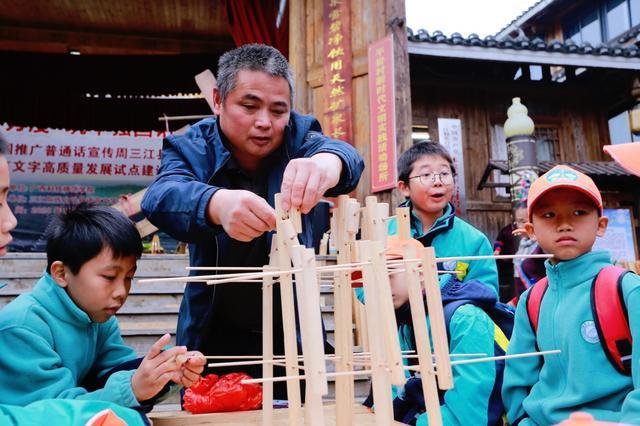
[502,165,640,425]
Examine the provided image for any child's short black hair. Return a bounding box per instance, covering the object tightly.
[46,203,142,274]
[0,132,8,155]
[397,141,457,182]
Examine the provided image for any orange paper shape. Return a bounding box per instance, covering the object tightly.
[603,143,640,178]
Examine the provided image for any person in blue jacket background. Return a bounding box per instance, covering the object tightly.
[141,43,364,397]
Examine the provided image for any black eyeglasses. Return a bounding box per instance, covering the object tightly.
[408,172,453,186]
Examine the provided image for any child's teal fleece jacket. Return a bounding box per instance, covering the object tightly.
[0,400,146,426]
[502,250,640,425]
[0,273,140,407]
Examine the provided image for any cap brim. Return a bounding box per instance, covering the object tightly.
[529,183,603,218]
[603,144,640,178]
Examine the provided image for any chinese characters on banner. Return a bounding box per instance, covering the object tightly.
[3,124,163,184]
[368,35,397,192]
[323,0,353,143]
[437,118,467,215]
[1,123,164,250]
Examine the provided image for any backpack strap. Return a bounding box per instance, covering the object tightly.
[591,266,632,375]
[526,277,549,333]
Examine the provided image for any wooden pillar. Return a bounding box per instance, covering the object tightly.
[288,0,413,203]
[289,0,308,114]
[386,0,412,207]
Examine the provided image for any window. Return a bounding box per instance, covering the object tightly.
[609,110,640,144]
[582,7,603,44]
[562,0,639,44]
[607,0,631,39]
[632,0,640,25]
[489,124,562,197]
[534,126,561,161]
[564,19,582,43]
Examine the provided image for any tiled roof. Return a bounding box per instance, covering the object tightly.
[495,0,553,39]
[407,28,640,59]
[505,160,632,176]
[478,160,638,191]
[617,26,640,45]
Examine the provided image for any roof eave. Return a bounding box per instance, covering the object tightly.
[408,41,640,70]
[495,0,557,40]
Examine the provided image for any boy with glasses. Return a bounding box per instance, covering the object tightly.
[388,141,498,294]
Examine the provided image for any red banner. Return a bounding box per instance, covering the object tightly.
[323,0,353,144]
[368,35,397,192]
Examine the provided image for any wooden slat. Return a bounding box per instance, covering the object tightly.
[149,404,402,426]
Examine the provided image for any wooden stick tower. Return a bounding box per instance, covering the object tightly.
[143,193,557,426]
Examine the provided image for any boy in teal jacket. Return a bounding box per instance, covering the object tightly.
[0,133,152,425]
[502,165,640,425]
[383,237,506,425]
[0,203,206,411]
[387,142,498,295]
[357,142,498,305]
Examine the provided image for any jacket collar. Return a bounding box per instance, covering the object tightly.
[31,273,92,325]
[544,250,611,290]
[400,199,456,242]
[209,113,307,178]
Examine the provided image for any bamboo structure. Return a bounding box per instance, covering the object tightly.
[147,194,556,426]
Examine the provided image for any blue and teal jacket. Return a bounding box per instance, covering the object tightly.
[0,400,147,426]
[0,273,140,407]
[502,250,640,425]
[392,278,507,425]
[387,200,498,295]
[141,114,364,351]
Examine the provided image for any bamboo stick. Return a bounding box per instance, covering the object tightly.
[334,195,356,426]
[241,349,561,384]
[421,246,453,390]
[273,225,302,426]
[262,262,274,426]
[403,244,443,426]
[358,240,395,426]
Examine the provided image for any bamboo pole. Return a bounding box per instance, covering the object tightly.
[358,240,395,426]
[273,227,302,426]
[420,246,453,390]
[403,244,442,426]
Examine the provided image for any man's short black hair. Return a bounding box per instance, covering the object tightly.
[397,141,457,183]
[46,203,142,274]
[0,132,8,155]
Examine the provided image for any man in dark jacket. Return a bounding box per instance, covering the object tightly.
[141,44,364,398]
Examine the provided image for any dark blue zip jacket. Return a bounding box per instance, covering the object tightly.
[141,113,364,351]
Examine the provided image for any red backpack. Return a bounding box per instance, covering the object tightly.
[526,266,634,375]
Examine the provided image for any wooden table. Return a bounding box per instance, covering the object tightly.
[149,404,404,425]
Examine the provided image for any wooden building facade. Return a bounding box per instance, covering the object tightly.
[402,0,640,252]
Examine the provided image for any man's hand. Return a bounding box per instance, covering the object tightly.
[281,153,343,214]
[131,334,186,402]
[207,189,277,242]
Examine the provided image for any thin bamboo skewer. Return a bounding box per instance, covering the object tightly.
[187,266,265,271]
[137,269,301,284]
[387,253,553,266]
[184,351,483,366]
[241,350,561,384]
[155,253,551,285]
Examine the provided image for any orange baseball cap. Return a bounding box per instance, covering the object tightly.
[385,235,424,260]
[603,143,640,178]
[527,165,603,219]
